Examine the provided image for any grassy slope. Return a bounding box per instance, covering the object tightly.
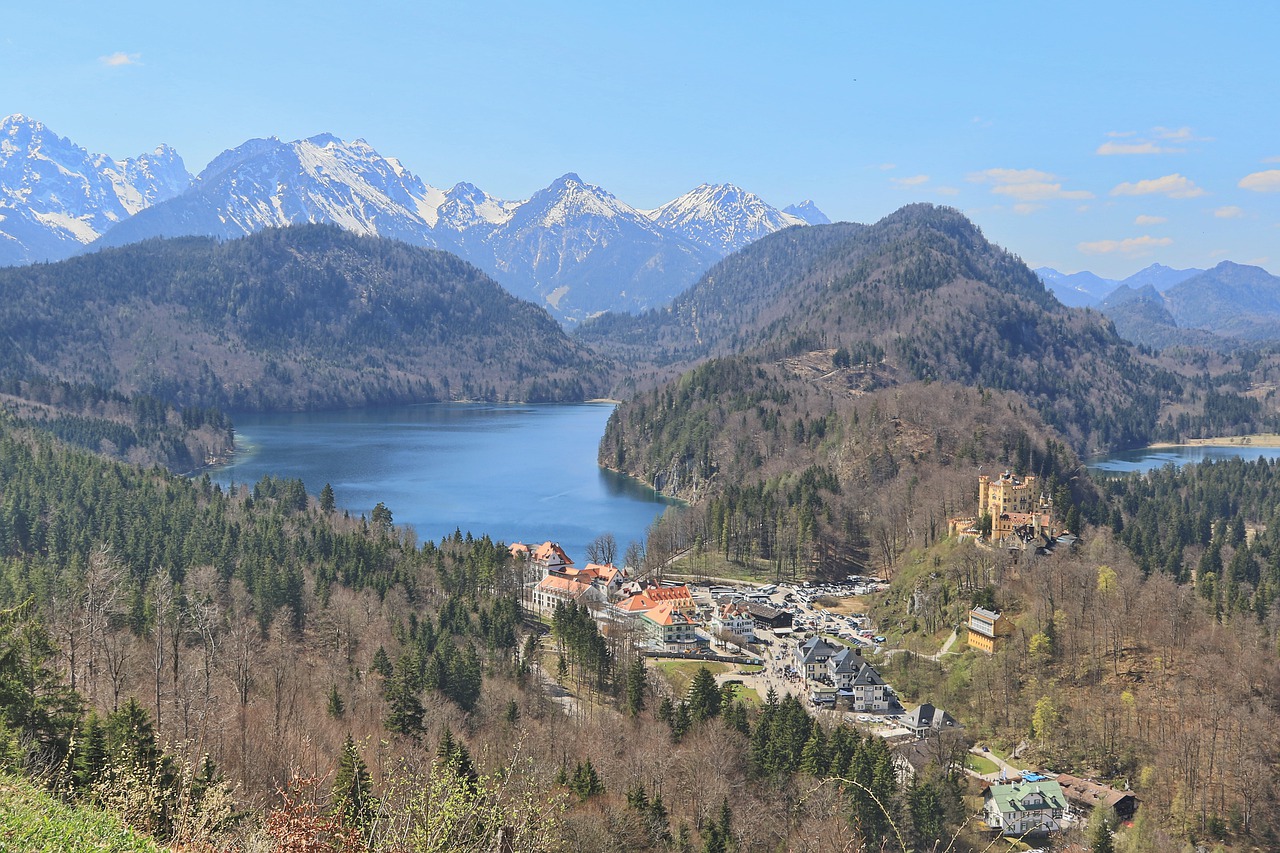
[0,774,160,853]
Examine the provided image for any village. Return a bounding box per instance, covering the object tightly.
[511,471,1136,845]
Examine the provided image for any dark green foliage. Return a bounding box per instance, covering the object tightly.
[0,224,604,411]
[436,728,478,790]
[626,783,672,846]
[1089,804,1116,853]
[568,758,605,800]
[0,604,81,774]
[625,657,648,717]
[551,602,613,695]
[700,797,733,853]
[332,734,376,830]
[686,666,721,722]
[383,652,425,737]
[1101,457,1280,616]
[319,483,336,513]
[326,684,345,719]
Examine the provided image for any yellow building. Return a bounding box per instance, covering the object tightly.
[966,607,1014,654]
[979,471,1055,544]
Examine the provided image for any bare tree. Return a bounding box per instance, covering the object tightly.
[585,532,618,566]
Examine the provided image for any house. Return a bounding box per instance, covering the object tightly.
[1053,773,1139,821]
[983,780,1068,836]
[640,603,698,646]
[709,601,756,642]
[613,583,696,618]
[903,703,962,738]
[561,563,626,599]
[836,652,891,712]
[747,603,793,632]
[530,541,574,573]
[966,607,1014,654]
[528,573,604,617]
[795,636,840,680]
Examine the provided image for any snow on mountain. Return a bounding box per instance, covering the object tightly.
[2,119,816,320]
[98,133,450,251]
[0,114,190,265]
[646,183,806,255]
[783,200,831,225]
[435,181,519,231]
[481,173,720,321]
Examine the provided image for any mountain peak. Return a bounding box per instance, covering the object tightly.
[783,200,831,225]
[649,182,805,255]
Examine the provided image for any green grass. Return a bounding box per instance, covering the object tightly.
[653,660,730,695]
[966,754,1000,775]
[722,682,763,706]
[737,664,764,674]
[0,774,161,852]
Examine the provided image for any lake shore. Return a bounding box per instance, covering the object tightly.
[1148,434,1280,449]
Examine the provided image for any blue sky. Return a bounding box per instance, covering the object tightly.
[5,2,1277,278]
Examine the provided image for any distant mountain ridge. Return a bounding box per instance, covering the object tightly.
[1096,261,1280,349]
[0,114,191,265]
[1034,263,1203,308]
[0,115,827,322]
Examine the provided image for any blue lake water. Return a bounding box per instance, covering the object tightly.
[1087,443,1280,475]
[209,402,677,564]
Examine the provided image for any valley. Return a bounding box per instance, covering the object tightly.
[2,148,1280,851]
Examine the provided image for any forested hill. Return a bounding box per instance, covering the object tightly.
[586,204,1174,453]
[0,225,606,411]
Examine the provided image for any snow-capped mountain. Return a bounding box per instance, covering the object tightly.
[480,173,720,320]
[2,118,820,321]
[0,114,190,265]
[783,200,831,225]
[96,133,450,251]
[646,183,806,255]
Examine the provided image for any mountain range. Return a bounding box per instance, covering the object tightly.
[1034,263,1203,308]
[1098,261,1280,349]
[0,114,823,322]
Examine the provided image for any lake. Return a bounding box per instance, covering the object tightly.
[209,402,677,564]
[1087,443,1280,475]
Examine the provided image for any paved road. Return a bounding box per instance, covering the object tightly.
[967,745,1021,783]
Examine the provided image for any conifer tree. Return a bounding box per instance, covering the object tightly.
[687,666,721,722]
[625,657,648,716]
[332,734,376,830]
[384,652,424,737]
[326,684,345,719]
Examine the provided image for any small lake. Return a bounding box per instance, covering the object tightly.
[209,402,677,564]
[1087,443,1280,475]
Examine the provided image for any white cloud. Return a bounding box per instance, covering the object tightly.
[1110,173,1205,198]
[1078,235,1174,255]
[968,167,1092,201]
[1152,126,1198,141]
[1106,130,1138,138]
[1096,141,1182,156]
[935,186,960,196]
[1239,170,1280,192]
[1134,214,1167,225]
[992,182,1093,202]
[1214,205,1244,219]
[1013,203,1043,215]
[1264,156,1280,164]
[99,52,142,67]
[891,174,929,188]
[968,168,1054,185]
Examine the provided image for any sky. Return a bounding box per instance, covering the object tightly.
[4,1,1278,279]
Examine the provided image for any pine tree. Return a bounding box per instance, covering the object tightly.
[625,657,648,716]
[332,734,377,830]
[319,482,336,512]
[326,684,345,719]
[1088,805,1116,853]
[687,666,721,722]
[384,652,424,737]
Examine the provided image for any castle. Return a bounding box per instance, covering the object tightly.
[950,471,1058,547]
